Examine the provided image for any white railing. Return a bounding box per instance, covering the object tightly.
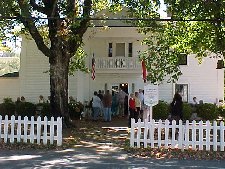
[0,115,62,146]
[95,57,141,69]
[130,119,225,151]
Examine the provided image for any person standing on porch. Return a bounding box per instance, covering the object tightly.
[103,90,112,122]
[92,91,102,121]
[117,88,128,117]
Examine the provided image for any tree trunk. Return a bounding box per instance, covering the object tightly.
[49,49,72,127]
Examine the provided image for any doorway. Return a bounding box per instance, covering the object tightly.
[119,83,128,94]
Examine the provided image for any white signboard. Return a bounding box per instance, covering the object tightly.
[144,84,159,106]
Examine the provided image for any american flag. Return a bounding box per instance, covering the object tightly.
[91,54,95,80]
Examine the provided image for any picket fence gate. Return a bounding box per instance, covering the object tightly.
[0,115,62,146]
[130,118,225,151]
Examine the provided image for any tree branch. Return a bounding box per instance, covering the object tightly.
[18,0,52,57]
[30,0,47,15]
[68,0,92,54]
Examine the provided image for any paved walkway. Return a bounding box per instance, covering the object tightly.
[1,119,225,168]
[1,146,225,168]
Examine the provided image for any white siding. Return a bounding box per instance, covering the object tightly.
[0,27,223,105]
[0,78,20,102]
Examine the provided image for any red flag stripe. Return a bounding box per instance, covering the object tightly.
[91,57,95,80]
[142,60,147,83]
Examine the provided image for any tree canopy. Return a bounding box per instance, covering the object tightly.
[0,0,224,123]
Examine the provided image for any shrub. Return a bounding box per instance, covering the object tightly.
[36,103,52,119]
[153,101,170,120]
[16,102,36,117]
[196,103,219,121]
[217,105,225,119]
[0,97,15,116]
[182,103,192,120]
[69,101,84,120]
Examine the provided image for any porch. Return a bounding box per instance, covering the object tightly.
[93,57,142,72]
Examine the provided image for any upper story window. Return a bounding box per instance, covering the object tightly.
[116,43,125,57]
[108,42,133,57]
[178,53,187,65]
[108,43,112,57]
[128,43,133,57]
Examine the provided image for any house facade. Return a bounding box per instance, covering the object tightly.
[0,26,224,105]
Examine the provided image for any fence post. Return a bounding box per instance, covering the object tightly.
[30,116,35,144]
[199,121,203,150]
[213,121,218,151]
[17,116,21,142]
[4,115,9,143]
[43,116,48,145]
[10,115,15,143]
[50,117,54,144]
[137,119,142,148]
[24,116,28,143]
[192,120,196,150]
[220,121,224,151]
[171,120,176,148]
[184,120,189,150]
[158,120,162,148]
[143,119,148,148]
[164,120,169,148]
[36,116,41,144]
[205,120,211,151]
[57,117,62,146]
[130,118,135,147]
[150,119,155,148]
[178,120,183,149]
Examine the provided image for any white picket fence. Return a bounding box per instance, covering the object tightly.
[0,115,62,146]
[130,119,225,151]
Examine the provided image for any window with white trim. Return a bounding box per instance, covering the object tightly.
[175,84,188,102]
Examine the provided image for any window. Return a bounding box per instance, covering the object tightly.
[178,53,187,65]
[108,43,112,57]
[128,43,133,57]
[116,43,125,57]
[175,84,188,102]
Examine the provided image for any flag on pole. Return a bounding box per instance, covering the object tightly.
[142,60,147,83]
[91,54,95,80]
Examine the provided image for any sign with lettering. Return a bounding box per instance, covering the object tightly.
[144,84,159,106]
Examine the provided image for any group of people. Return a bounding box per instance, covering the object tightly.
[91,90,113,122]
[128,89,145,127]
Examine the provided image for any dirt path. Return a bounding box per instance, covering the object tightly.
[62,117,130,149]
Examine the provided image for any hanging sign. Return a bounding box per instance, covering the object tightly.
[144,84,159,106]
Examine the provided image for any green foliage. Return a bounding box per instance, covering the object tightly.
[217,105,225,119]
[164,0,225,57]
[16,102,36,118]
[196,103,219,121]
[69,101,84,120]
[0,98,15,116]
[36,103,53,119]
[153,101,170,120]
[182,103,192,120]
[69,46,89,75]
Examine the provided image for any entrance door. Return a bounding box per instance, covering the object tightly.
[119,83,128,94]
